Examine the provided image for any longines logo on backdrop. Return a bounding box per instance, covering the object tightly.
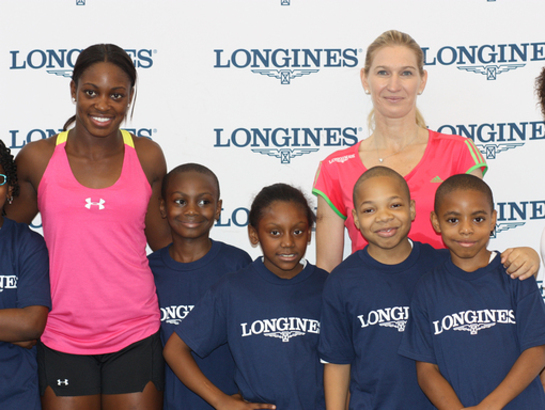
[437,121,545,159]
[8,128,156,150]
[281,0,290,5]
[215,206,317,229]
[491,199,545,238]
[214,48,360,84]
[422,42,545,80]
[76,0,85,5]
[9,49,155,77]
[215,207,250,228]
[213,127,359,163]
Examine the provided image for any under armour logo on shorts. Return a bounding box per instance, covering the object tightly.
[57,379,69,386]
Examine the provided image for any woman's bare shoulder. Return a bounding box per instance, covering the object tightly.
[131,134,166,180]
[16,136,57,178]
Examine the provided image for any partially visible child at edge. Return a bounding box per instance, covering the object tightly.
[534,65,545,392]
[149,163,252,410]
[164,183,328,410]
[0,140,51,410]
[399,174,545,409]
[319,167,539,410]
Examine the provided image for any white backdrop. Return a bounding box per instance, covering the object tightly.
[1,0,544,291]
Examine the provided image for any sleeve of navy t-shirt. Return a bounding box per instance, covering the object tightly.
[15,224,51,310]
[319,271,355,364]
[175,277,229,359]
[398,274,437,365]
[514,276,545,352]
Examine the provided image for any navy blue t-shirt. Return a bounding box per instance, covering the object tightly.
[319,241,447,410]
[177,258,328,410]
[399,253,545,408]
[149,239,251,410]
[0,218,50,410]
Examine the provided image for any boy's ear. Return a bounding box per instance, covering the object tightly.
[409,199,416,222]
[430,211,441,234]
[248,224,260,246]
[352,208,360,230]
[159,198,167,219]
[490,209,497,232]
[215,199,223,221]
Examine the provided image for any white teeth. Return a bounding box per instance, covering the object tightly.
[281,254,296,257]
[92,116,110,123]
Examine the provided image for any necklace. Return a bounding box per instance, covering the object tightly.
[374,130,420,163]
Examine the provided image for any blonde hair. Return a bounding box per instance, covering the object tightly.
[364,30,426,131]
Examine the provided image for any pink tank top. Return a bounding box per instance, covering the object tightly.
[38,130,160,354]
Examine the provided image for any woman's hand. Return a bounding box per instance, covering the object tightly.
[501,247,540,280]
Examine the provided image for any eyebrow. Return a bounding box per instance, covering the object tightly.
[442,209,488,217]
[81,82,127,90]
[171,191,215,196]
[359,195,403,206]
[374,65,416,70]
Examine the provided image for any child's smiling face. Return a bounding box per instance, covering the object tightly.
[431,188,496,272]
[160,170,221,242]
[352,174,415,264]
[248,200,311,280]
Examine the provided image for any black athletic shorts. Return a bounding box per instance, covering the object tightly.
[37,331,164,396]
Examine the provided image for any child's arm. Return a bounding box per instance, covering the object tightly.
[416,361,464,410]
[0,306,48,344]
[501,247,540,280]
[462,345,545,410]
[324,363,350,410]
[163,332,276,410]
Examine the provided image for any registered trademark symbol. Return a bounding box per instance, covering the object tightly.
[153,129,157,133]
[358,127,363,132]
[153,50,157,54]
[358,48,363,53]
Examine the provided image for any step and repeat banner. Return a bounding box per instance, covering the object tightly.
[1,0,544,284]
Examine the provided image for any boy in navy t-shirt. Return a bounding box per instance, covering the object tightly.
[319,166,442,410]
[149,163,251,410]
[399,174,545,409]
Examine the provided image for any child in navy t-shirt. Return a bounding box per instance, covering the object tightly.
[0,140,50,410]
[149,163,251,410]
[399,174,545,409]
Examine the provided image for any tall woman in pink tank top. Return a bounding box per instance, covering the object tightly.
[7,44,170,410]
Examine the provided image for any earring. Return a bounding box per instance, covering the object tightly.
[72,97,76,103]
[418,91,423,95]
[365,90,370,95]
[7,196,13,205]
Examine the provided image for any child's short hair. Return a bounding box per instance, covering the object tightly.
[0,140,19,197]
[352,166,410,206]
[161,163,220,200]
[249,183,315,228]
[434,174,494,213]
